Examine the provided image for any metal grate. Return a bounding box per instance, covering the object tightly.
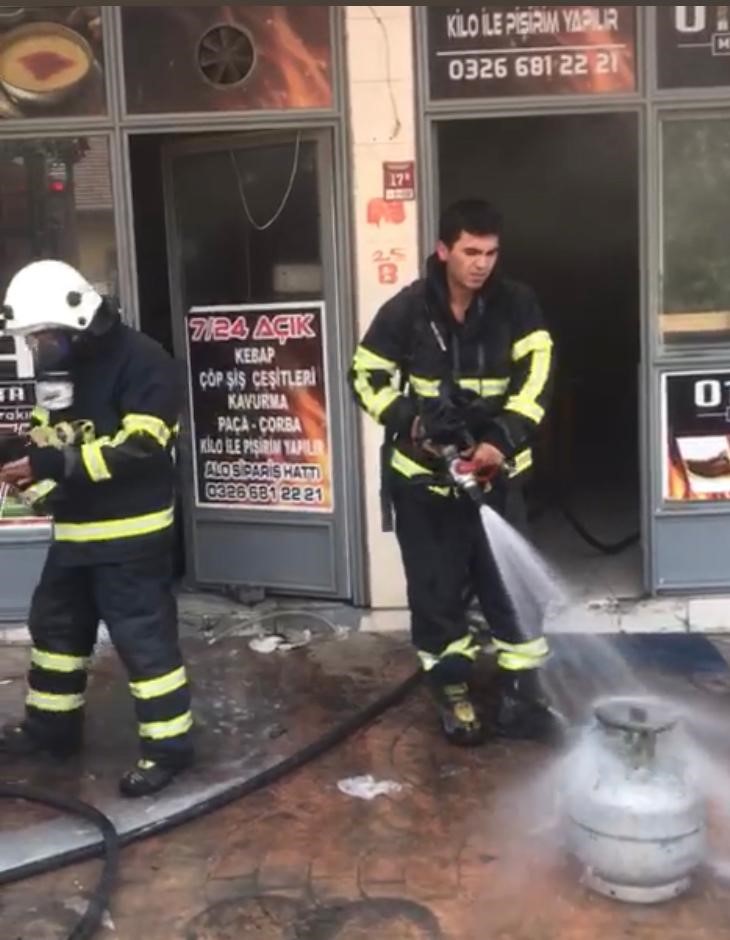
[197,24,256,88]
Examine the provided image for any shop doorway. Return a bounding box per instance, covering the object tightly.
[437,112,643,602]
[129,130,354,599]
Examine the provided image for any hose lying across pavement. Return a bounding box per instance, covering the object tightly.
[0,662,423,939]
[0,784,119,940]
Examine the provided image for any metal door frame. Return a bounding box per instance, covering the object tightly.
[160,127,354,599]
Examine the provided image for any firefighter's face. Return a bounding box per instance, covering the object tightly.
[26,329,75,372]
[437,232,500,292]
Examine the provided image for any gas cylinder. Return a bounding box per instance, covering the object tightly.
[564,697,706,904]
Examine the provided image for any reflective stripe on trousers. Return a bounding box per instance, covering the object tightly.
[418,634,481,672]
[26,647,90,718]
[129,666,193,745]
[493,637,550,671]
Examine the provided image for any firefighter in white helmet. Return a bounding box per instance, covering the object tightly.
[0,260,193,798]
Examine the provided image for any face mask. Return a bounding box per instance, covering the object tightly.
[35,371,74,412]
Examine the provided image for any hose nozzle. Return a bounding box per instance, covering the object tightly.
[442,446,487,504]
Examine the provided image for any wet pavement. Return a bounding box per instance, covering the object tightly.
[2,627,730,938]
[0,619,415,879]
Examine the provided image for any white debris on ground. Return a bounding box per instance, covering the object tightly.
[337,775,404,801]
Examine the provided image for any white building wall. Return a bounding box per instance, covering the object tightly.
[345,5,419,609]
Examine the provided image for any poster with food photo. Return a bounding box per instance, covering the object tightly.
[0,7,104,119]
[663,370,730,502]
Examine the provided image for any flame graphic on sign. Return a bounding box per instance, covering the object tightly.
[289,385,332,506]
[220,4,331,109]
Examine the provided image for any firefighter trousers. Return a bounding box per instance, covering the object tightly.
[24,545,193,767]
[393,480,544,665]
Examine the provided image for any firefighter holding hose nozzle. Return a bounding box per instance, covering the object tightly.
[349,199,556,746]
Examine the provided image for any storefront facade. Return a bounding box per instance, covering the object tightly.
[0,5,368,617]
[1,6,730,620]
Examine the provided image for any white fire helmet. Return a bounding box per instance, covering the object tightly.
[0,260,103,336]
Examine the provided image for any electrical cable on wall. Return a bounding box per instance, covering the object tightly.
[229,131,302,232]
[368,5,402,140]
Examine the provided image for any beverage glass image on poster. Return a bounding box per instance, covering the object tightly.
[663,370,730,502]
[185,303,333,513]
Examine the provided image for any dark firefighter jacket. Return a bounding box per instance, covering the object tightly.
[24,314,180,565]
[349,256,554,496]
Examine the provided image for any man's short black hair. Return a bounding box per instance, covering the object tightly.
[438,199,503,249]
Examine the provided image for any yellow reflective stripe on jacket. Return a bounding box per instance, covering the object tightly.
[410,375,440,398]
[352,344,398,373]
[139,711,194,741]
[512,330,552,362]
[391,448,431,479]
[31,648,89,673]
[410,377,510,399]
[505,397,545,423]
[493,637,550,671]
[80,415,175,483]
[54,506,174,543]
[123,414,172,448]
[353,376,400,420]
[508,449,533,478]
[352,344,403,422]
[507,330,552,425]
[27,690,85,713]
[31,406,50,426]
[428,485,452,497]
[22,479,58,506]
[81,440,112,483]
[369,386,401,419]
[457,378,510,397]
[130,667,187,701]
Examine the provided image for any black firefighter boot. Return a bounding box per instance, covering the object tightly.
[0,721,82,760]
[119,755,193,798]
[494,669,564,743]
[427,656,486,747]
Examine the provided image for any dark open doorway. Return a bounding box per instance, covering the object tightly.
[129,134,181,574]
[438,111,642,600]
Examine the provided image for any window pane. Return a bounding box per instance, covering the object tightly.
[662,119,730,346]
[122,6,332,115]
[0,136,118,302]
[0,7,106,118]
[171,138,321,309]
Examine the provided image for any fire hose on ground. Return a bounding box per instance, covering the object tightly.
[0,625,423,940]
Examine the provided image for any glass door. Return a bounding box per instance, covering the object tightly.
[163,130,351,597]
